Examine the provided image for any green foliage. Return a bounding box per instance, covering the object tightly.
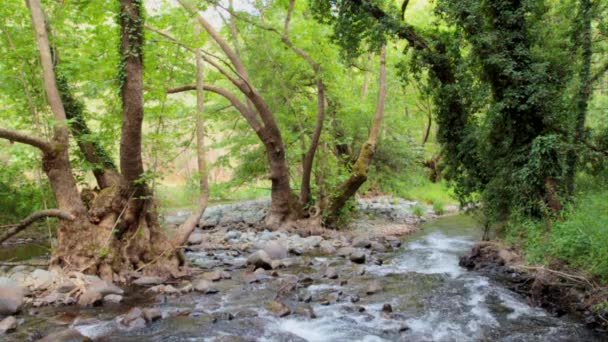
[433,200,445,215]
[505,172,608,280]
[411,203,425,217]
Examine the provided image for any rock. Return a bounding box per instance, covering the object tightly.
[37,329,91,342]
[382,303,393,313]
[303,236,323,248]
[224,231,241,241]
[187,232,204,245]
[220,271,232,279]
[235,309,258,319]
[325,267,339,279]
[298,292,312,303]
[370,242,387,253]
[498,249,518,265]
[350,250,367,264]
[263,241,288,260]
[29,269,55,290]
[352,238,371,248]
[193,279,218,294]
[56,280,77,293]
[122,307,148,328]
[0,316,17,334]
[246,250,273,270]
[289,247,304,256]
[350,295,360,303]
[133,276,164,286]
[146,284,179,294]
[337,247,355,257]
[143,308,162,322]
[211,311,234,322]
[366,281,383,295]
[267,300,291,317]
[270,260,283,270]
[0,277,24,314]
[320,241,337,254]
[88,279,123,296]
[203,270,222,282]
[78,290,103,307]
[103,294,123,304]
[295,304,317,319]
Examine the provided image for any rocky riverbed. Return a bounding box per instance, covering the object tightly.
[0,197,602,341]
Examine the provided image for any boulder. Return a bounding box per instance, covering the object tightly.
[78,290,103,307]
[350,250,367,264]
[352,238,371,249]
[202,270,222,282]
[263,241,288,260]
[37,329,91,342]
[122,307,145,327]
[0,316,17,334]
[29,269,55,291]
[246,250,273,270]
[267,300,291,317]
[370,242,387,253]
[193,279,218,294]
[0,277,24,314]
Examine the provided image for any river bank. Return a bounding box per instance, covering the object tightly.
[460,240,608,334]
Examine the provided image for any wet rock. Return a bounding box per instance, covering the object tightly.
[350,250,367,264]
[247,250,273,270]
[289,246,304,256]
[224,231,241,241]
[303,236,323,248]
[242,272,260,284]
[103,294,123,304]
[143,308,162,322]
[193,279,218,294]
[220,271,232,279]
[350,295,360,303]
[337,247,355,257]
[370,241,387,253]
[211,311,234,322]
[325,267,339,279]
[320,292,339,305]
[366,281,383,295]
[267,300,291,317]
[37,328,91,342]
[298,292,312,303]
[0,316,17,334]
[122,307,147,329]
[352,238,371,248]
[234,309,258,319]
[320,241,337,254]
[78,290,103,307]
[381,303,393,318]
[146,284,179,294]
[0,277,24,314]
[36,292,62,306]
[263,241,288,260]
[203,270,222,282]
[133,276,164,286]
[187,232,204,245]
[298,276,314,287]
[295,304,317,319]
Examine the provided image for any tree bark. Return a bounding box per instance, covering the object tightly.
[325,46,387,227]
[178,0,294,226]
[172,23,209,246]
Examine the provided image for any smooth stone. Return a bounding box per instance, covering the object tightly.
[88,279,123,296]
[325,267,339,279]
[263,241,288,260]
[352,238,371,248]
[0,316,17,334]
[0,277,24,314]
[188,232,204,245]
[193,279,218,294]
[370,241,388,253]
[29,269,55,290]
[350,250,367,264]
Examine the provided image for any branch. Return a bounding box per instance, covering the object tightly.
[0,127,54,154]
[0,209,74,244]
[167,84,264,133]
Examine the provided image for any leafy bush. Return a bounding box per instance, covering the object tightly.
[0,161,54,224]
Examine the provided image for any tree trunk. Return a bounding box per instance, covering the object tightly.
[325,46,387,227]
[172,24,209,246]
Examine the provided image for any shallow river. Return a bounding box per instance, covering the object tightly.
[12,215,604,341]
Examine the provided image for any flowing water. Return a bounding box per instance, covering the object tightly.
[12,215,604,341]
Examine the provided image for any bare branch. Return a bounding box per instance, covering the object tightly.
[0,209,74,244]
[0,127,54,154]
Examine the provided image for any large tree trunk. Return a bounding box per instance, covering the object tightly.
[325,46,387,227]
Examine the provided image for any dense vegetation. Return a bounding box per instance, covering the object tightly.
[0,0,606,280]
